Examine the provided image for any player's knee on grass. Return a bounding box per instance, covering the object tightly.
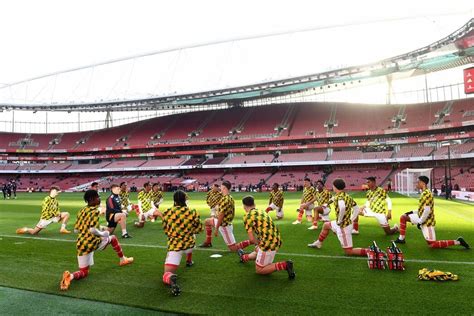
[30,227,41,235]
[323,221,331,229]
[343,248,355,256]
[255,265,267,275]
[164,265,178,274]
[228,244,239,252]
[383,226,392,235]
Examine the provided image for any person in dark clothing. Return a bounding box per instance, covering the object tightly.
[6,183,12,199]
[2,183,7,199]
[105,184,131,238]
[10,180,17,199]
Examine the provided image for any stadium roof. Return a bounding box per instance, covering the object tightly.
[0,5,473,112]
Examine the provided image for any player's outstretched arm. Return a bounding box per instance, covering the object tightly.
[419,206,431,225]
[90,227,109,237]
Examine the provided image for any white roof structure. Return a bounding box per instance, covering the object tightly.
[0,2,472,109]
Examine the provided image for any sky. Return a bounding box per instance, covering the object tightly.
[0,0,472,132]
[0,1,472,89]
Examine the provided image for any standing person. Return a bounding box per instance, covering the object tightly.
[292,178,317,225]
[309,180,333,230]
[106,184,131,238]
[395,176,469,249]
[387,178,392,192]
[161,190,203,296]
[10,180,17,199]
[265,183,284,220]
[200,181,250,252]
[206,184,222,218]
[6,182,12,199]
[307,179,369,256]
[16,186,71,235]
[2,183,6,200]
[358,177,398,235]
[237,196,295,279]
[59,190,134,291]
[446,183,453,200]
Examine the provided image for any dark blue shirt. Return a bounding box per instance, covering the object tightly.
[106,194,122,214]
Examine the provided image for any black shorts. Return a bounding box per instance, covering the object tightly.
[106,211,118,228]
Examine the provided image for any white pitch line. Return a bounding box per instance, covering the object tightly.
[405,195,473,222]
[1,234,473,266]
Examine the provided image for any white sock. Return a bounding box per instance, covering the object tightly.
[122,229,127,235]
[61,223,66,230]
[398,235,405,240]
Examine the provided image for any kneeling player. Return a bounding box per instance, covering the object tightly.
[308,180,333,230]
[134,182,155,228]
[162,190,203,296]
[106,184,131,238]
[237,196,295,279]
[394,176,469,249]
[358,177,398,235]
[293,178,317,225]
[308,178,369,256]
[265,183,284,220]
[200,181,250,252]
[206,184,222,218]
[60,190,134,291]
[150,183,164,221]
[16,186,71,235]
[119,182,133,214]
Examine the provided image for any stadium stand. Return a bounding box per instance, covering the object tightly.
[275,152,327,162]
[325,168,393,191]
[393,146,435,158]
[1,99,473,152]
[225,154,275,164]
[139,158,186,168]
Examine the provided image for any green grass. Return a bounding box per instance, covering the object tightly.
[0,192,473,315]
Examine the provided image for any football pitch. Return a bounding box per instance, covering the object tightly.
[0,191,473,315]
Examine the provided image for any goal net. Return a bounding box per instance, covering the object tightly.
[395,168,432,197]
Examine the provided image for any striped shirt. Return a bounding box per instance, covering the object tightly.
[138,189,153,211]
[269,190,284,208]
[334,191,356,228]
[418,189,435,226]
[366,186,388,214]
[40,196,60,220]
[206,190,222,208]
[302,186,317,203]
[75,205,101,256]
[218,194,235,227]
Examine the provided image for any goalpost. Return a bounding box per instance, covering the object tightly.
[395,168,432,197]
